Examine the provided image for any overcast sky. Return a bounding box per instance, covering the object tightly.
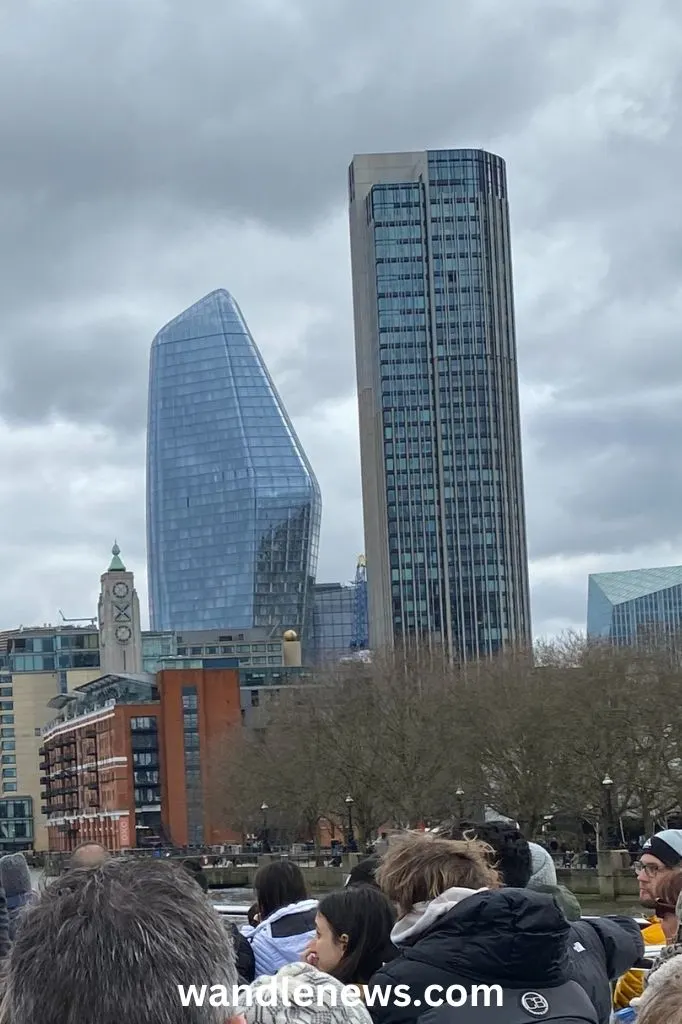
[1,0,681,638]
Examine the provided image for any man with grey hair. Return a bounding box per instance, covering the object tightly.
[0,857,244,1024]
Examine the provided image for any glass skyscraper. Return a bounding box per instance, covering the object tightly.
[146,289,321,635]
[348,149,531,660]
[587,566,682,646]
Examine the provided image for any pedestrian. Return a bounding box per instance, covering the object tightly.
[242,860,317,977]
[237,962,372,1024]
[0,854,35,942]
[439,820,643,1024]
[614,829,682,1009]
[368,831,598,1024]
[345,854,381,888]
[303,885,397,987]
[0,858,245,1024]
[527,841,582,921]
[68,841,110,870]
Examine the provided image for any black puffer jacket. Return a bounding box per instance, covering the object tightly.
[566,916,643,1024]
[368,889,609,1024]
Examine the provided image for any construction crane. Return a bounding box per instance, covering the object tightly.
[350,555,369,650]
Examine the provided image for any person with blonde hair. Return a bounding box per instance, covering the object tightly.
[368,832,598,1024]
[637,970,682,1024]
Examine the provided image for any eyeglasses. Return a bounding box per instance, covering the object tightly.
[634,861,663,877]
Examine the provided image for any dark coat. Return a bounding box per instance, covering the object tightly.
[229,922,256,984]
[566,916,644,1024]
[368,889,640,1024]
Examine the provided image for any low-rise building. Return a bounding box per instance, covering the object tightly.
[40,663,242,853]
[40,674,160,852]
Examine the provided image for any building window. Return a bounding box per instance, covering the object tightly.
[2,770,16,779]
[0,730,13,739]
[0,717,13,726]
[0,703,13,712]
[130,717,157,732]
[1,756,15,765]
[2,784,16,793]
[182,685,203,846]
[0,688,11,698]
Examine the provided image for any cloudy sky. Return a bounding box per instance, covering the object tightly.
[1,0,681,638]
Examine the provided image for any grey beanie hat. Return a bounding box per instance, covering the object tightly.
[528,843,558,888]
[0,853,32,897]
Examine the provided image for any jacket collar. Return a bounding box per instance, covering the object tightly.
[391,887,486,946]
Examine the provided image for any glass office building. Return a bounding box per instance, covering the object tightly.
[147,289,321,635]
[312,583,356,662]
[348,149,531,660]
[587,566,682,646]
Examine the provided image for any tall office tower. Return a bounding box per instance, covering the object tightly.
[147,289,321,635]
[348,149,531,660]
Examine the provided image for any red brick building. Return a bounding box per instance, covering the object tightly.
[157,668,242,847]
[40,666,241,852]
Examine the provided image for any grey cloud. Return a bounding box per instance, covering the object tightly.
[0,0,679,633]
[524,395,682,562]
[0,0,627,231]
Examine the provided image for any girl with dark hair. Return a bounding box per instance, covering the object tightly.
[242,860,318,977]
[304,885,397,990]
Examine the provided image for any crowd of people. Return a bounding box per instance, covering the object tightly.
[0,824,682,1022]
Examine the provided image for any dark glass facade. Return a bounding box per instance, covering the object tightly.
[312,583,356,661]
[181,686,202,845]
[587,566,682,646]
[130,716,161,841]
[5,631,99,673]
[349,149,531,660]
[147,289,321,635]
[0,798,33,850]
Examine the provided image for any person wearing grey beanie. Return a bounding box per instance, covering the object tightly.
[0,852,35,940]
[527,843,582,921]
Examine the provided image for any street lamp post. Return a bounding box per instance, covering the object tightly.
[455,786,464,822]
[602,776,614,850]
[261,802,269,850]
[345,795,355,849]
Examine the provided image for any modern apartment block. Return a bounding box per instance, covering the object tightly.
[146,289,321,639]
[40,664,242,852]
[348,149,531,660]
[587,566,682,646]
[0,626,102,851]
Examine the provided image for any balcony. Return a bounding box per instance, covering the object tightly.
[38,761,49,771]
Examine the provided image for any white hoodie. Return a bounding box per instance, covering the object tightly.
[391,886,488,946]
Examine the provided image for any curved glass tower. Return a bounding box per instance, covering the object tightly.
[146,289,321,635]
[349,149,531,660]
